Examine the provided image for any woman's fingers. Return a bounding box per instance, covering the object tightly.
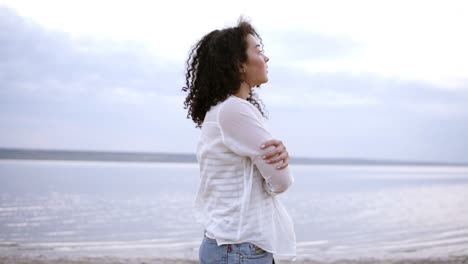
[261,139,282,159]
[267,150,287,164]
[276,159,289,170]
[261,139,289,169]
[261,139,282,149]
[263,144,284,160]
[271,152,289,170]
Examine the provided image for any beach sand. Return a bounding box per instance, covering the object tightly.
[1,255,468,264]
[0,255,197,264]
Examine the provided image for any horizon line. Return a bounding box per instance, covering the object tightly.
[1,147,467,167]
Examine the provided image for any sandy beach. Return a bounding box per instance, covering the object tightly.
[2,255,468,264]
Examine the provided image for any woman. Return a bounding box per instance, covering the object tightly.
[183,18,296,263]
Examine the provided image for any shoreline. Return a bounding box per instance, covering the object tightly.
[1,255,468,264]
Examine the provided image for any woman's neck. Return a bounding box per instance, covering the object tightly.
[234,82,252,100]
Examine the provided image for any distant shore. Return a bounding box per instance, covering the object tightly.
[1,147,467,167]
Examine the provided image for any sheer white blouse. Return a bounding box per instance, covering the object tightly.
[193,94,296,259]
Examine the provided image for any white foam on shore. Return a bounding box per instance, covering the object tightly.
[2,236,467,262]
[0,159,199,168]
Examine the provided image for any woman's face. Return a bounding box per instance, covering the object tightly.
[242,34,270,87]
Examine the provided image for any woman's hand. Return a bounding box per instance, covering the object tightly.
[260,139,289,170]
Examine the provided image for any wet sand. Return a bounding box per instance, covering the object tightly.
[1,255,468,264]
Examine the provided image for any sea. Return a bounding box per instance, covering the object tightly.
[1,159,468,262]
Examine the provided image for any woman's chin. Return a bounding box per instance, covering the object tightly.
[252,77,268,87]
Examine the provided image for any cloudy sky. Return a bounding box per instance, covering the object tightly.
[1,0,467,163]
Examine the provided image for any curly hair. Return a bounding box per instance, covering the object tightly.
[182,18,267,128]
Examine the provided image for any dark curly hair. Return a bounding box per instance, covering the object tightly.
[182,18,267,128]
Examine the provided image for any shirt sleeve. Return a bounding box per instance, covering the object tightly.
[218,99,294,196]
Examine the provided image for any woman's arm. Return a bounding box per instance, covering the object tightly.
[218,100,293,196]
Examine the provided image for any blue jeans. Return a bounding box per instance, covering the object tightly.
[199,234,275,263]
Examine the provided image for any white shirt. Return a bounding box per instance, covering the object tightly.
[193,94,296,259]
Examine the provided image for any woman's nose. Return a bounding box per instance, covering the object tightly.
[264,55,269,62]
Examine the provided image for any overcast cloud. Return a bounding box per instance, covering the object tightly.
[1,5,467,163]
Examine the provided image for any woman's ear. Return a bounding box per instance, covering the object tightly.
[239,62,248,73]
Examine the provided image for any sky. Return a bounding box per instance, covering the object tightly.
[0,0,467,163]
